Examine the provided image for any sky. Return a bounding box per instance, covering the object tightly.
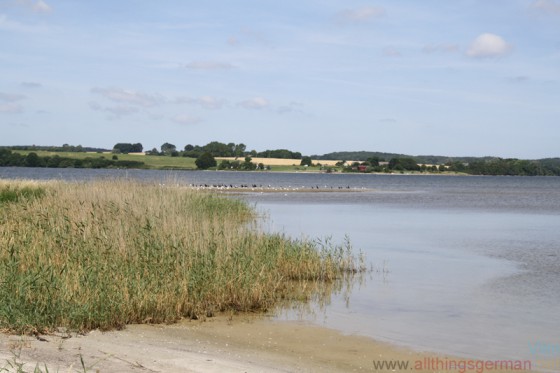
[1,0,559,158]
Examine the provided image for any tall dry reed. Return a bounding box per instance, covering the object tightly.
[0,180,363,333]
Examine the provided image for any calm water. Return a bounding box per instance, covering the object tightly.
[2,167,559,362]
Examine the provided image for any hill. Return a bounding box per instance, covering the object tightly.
[312,151,502,164]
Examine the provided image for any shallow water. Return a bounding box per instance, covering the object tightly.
[239,176,560,362]
[2,168,560,363]
[250,197,560,361]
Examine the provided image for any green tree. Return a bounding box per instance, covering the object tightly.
[195,152,217,170]
[58,159,75,168]
[241,156,256,170]
[218,160,231,170]
[25,152,44,167]
[300,156,312,167]
[367,157,380,166]
[112,143,143,154]
[202,141,233,157]
[388,157,420,171]
[145,148,160,155]
[161,142,177,155]
[131,143,143,153]
[112,143,128,154]
[258,149,302,159]
[234,143,246,157]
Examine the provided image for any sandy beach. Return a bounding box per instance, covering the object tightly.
[0,315,534,373]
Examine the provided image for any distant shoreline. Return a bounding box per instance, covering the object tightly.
[1,148,558,176]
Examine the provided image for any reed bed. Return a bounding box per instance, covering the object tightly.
[0,179,363,334]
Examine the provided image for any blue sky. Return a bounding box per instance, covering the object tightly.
[1,0,559,158]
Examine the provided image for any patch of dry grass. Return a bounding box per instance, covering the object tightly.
[216,157,346,166]
[0,180,363,334]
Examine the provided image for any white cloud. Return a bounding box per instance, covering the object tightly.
[0,14,48,32]
[197,96,225,109]
[467,33,512,58]
[238,97,270,110]
[0,103,23,114]
[227,27,272,48]
[5,122,28,128]
[91,87,161,107]
[103,106,139,116]
[227,37,239,46]
[172,114,202,125]
[184,61,235,70]
[89,102,139,117]
[89,102,102,110]
[175,95,226,110]
[383,47,402,57]
[0,92,26,114]
[532,0,560,15]
[33,0,51,13]
[336,6,385,23]
[0,14,21,32]
[277,101,304,114]
[0,92,26,102]
[508,76,530,83]
[174,96,192,104]
[379,118,397,123]
[16,0,52,13]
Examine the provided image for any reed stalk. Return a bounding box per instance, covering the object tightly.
[0,180,363,333]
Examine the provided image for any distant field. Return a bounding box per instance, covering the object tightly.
[11,151,348,171]
[216,157,344,166]
[13,150,197,170]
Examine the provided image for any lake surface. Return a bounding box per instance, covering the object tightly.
[2,167,559,363]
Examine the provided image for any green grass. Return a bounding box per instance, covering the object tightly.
[13,151,197,170]
[12,151,348,172]
[0,183,45,205]
[0,180,364,334]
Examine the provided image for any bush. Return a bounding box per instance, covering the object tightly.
[195,152,217,170]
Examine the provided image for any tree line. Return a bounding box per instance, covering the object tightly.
[137,141,303,170]
[3,143,559,175]
[451,158,560,176]
[125,141,302,160]
[0,149,145,169]
[314,150,500,165]
[340,156,560,176]
[2,144,108,153]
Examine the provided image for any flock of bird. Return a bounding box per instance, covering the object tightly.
[186,183,363,192]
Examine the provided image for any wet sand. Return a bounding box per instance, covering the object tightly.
[0,315,534,372]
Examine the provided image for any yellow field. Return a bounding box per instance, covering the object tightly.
[93,153,344,166]
[216,157,345,166]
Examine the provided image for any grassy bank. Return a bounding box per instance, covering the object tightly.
[0,180,363,334]
[11,150,198,170]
